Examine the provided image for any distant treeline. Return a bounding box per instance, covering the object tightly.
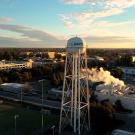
[0,48,135,60]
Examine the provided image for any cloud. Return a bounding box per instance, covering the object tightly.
[60,7,123,32]
[93,20,135,27]
[0,35,66,48]
[62,0,135,8]
[60,10,135,38]
[105,0,135,9]
[0,24,66,47]
[62,0,87,4]
[0,36,40,48]
[0,17,14,23]
[60,0,135,36]
[0,24,53,41]
[0,35,134,48]
[85,36,135,43]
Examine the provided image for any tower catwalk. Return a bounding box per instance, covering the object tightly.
[59,37,90,135]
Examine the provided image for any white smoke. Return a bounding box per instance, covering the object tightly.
[81,67,135,96]
[87,67,125,87]
[83,67,126,95]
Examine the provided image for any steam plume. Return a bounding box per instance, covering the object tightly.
[87,67,125,87]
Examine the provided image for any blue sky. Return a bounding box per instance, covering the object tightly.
[0,0,135,48]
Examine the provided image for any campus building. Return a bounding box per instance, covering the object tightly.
[0,59,33,71]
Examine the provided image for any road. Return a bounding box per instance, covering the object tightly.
[115,112,135,133]
[0,90,61,109]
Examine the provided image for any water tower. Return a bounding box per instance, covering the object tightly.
[59,37,90,135]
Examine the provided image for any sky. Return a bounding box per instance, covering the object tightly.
[0,0,135,48]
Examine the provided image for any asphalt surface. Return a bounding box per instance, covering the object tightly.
[115,112,135,133]
[0,90,61,109]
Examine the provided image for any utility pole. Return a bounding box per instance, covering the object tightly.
[14,114,19,135]
[21,87,23,104]
[51,125,55,135]
[38,79,45,134]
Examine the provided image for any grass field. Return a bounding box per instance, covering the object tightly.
[0,103,58,135]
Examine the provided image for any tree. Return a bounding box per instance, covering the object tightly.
[62,55,66,60]
[110,67,123,79]
[43,53,49,59]
[3,51,11,60]
[51,71,64,86]
[23,82,32,93]
[55,53,62,60]
[115,100,125,111]
[90,101,115,134]
[52,73,59,86]
[0,77,3,84]
[36,53,41,57]
[116,55,133,66]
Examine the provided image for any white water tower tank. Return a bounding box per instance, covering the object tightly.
[67,37,87,54]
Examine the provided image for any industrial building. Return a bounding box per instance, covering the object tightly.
[95,84,135,110]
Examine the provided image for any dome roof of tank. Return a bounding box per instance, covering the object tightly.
[66,37,87,53]
[67,37,86,47]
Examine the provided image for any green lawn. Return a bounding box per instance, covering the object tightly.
[0,103,58,135]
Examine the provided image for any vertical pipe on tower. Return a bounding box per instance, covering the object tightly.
[59,53,68,134]
[74,54,77,133]
[78,50,81,135]
[71,56,74,126]
[85,51,90,129]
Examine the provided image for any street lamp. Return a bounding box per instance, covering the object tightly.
[14,114,19,135]
[20,87,23,104]
[38,79,45,133]
[51,125,55,135]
